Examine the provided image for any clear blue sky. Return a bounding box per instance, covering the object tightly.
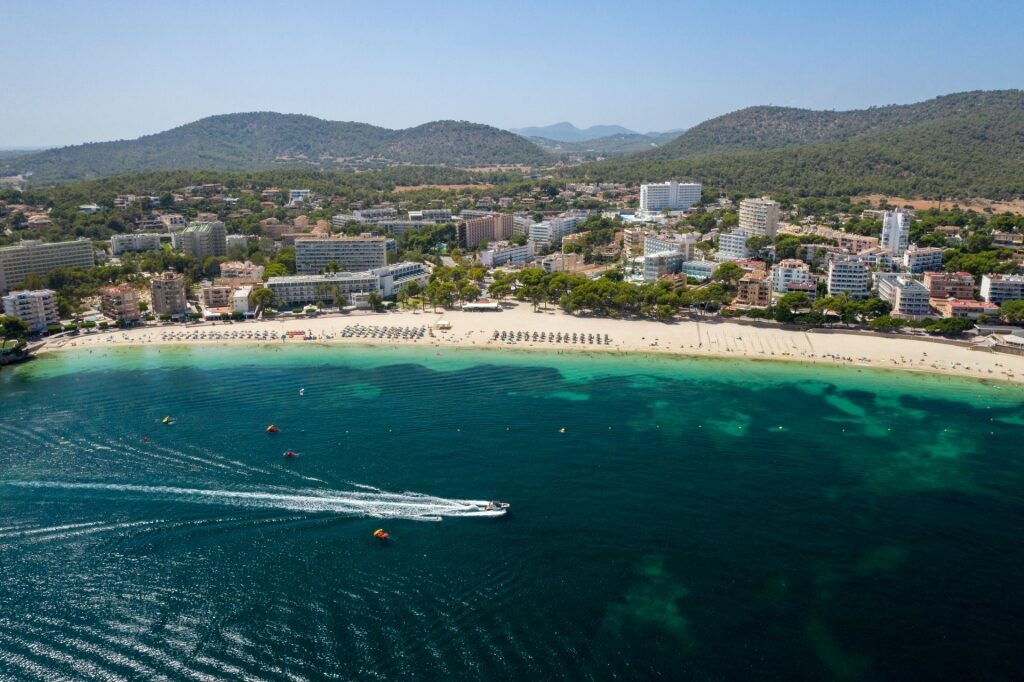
[2,0,1022,147]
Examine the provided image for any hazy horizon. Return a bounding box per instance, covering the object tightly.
[2,0,1023,148]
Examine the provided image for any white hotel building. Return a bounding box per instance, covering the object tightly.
[2,289,59,332]
[827,257,871,298]
[638,182,702,213]
[980,274,1024,305]
[267,262,429,307]
[111,233,163,256]
[295,235,387,274]
[880,209,911,257]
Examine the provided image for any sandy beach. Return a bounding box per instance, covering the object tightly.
[37,303,1024,384]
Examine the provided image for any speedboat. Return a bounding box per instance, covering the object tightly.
[483,501,510,511]
[283,450,298,458]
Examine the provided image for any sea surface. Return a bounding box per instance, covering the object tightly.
[2,344,1023,681]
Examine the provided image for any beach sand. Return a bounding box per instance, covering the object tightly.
[38,303,1024,384]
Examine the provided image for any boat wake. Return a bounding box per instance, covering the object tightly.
[2,480,507,520]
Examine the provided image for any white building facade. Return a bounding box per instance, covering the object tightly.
[738,198,780,238]
[1,289,59,332]
[880,209,911,257]
[639,182,702,212]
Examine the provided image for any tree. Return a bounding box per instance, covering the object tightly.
[367,292,383,311]
[0,316,29,344]
[1000,299,1024,324]
[249,286,276,314]
[324,259,340,274]
[712,262,744,286]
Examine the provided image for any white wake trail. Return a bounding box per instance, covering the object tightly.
[3,481,506,520]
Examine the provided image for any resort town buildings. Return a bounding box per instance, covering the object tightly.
[827,257,871,298]
[111,233,162,256]
[980,274,1024,305]
[267,262,429,307]
[1,289,59,332]
[479,240,536,267]
[0,238,95,294]
[100,284,141,323]
[150,272,188,315]
[735,272,772,307]
[923,271,975,300]
[738,197,780,238]
[717,229,752,261]
[295,235,387,274]
[770,259,812,293]
[902,245,945,273]
[875,274,931,318]
[180,221,227,260]
[638,182,702,213]
[880,209,911,257]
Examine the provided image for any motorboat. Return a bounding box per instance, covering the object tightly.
[483,501,510,512]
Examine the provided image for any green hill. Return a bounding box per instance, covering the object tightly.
[4,113,553,185]
[572,90,1024,199]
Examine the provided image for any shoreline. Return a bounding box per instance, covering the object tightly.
[33,304,1024,385]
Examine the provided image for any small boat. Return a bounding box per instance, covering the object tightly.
[283,450,298,458]
[266,425,279,433]
[373,528,389,540]
[483,501,510,512]
[299,388,305,396]
[162,416,172,425]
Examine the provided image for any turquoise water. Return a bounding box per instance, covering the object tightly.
[2,345,1023,680]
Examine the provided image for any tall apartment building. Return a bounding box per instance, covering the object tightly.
[770,259,812,293]
[111,233,162,256]
[738,197,780,238]
[923,271,975,300]
[0,239,95,294]
[150,272,188,315]
[638,182,702,212]
[827,257,871,298]
[980,274,1024,305]
[1,289,59,332]
[295,235,387,274]
[408,209,452,222]
[876,274,931,318]
[180,221,227,260]
[717,229,752,262]
[902,245,944,273]
[736,272,772,307]
[100,284,141,322]
[457,214,514,249]
[880,209,911,257]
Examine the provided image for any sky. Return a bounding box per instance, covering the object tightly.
[2,0,1022,147]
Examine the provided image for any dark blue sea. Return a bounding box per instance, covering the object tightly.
[2,345,1023,680]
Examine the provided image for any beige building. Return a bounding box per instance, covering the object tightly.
[736,272,772,307]
[100,284,141,322]
[150,272,188,315]
[738,197,780,238]
[180,221,227,259]
[200,285,234,309]
[458,214,514,249]
[0,238,95,294]
[923,271,975,300]
[1,289,59,332]
[219,261,265,281]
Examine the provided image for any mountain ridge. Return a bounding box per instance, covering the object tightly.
[4,113,553,185]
